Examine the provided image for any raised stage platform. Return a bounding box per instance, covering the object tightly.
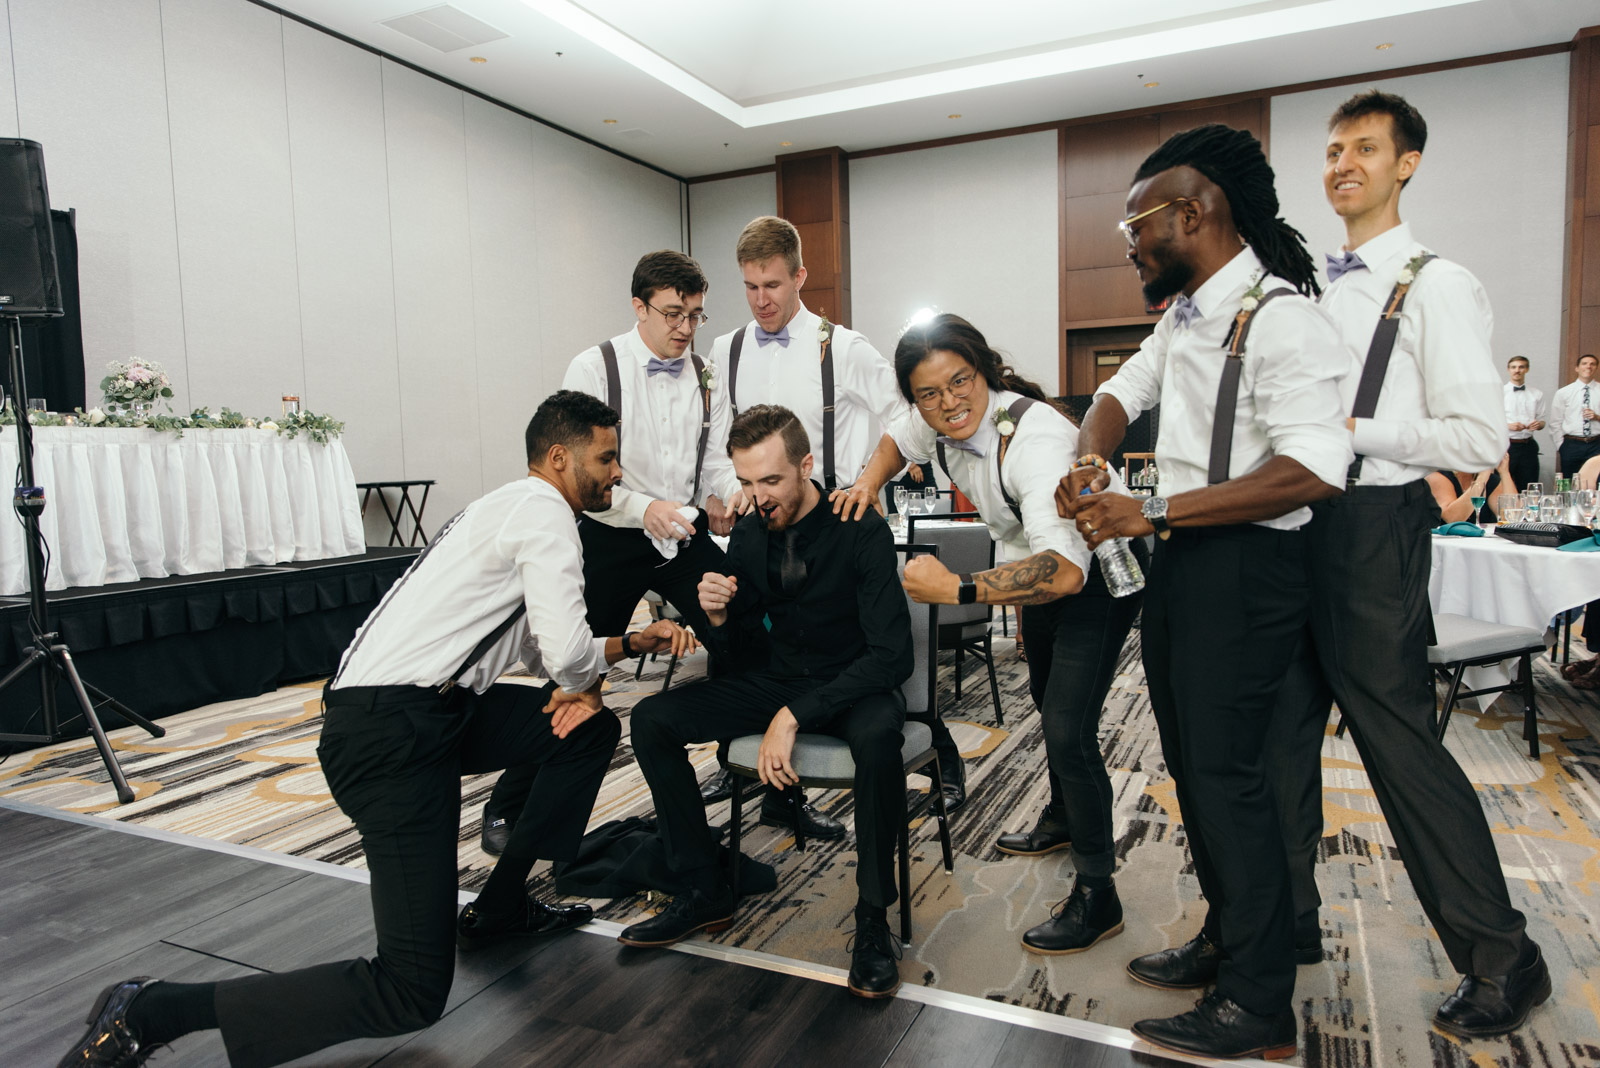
[0,548,418,742]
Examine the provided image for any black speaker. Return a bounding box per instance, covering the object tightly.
[0,139,63,317]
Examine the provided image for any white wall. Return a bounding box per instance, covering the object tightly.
[849,132,1060,393]
[687,172,776,335]
[4,0,684,532]
[1271,53,1570,477]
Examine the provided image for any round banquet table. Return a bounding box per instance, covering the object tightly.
[0,426,366,595]
[1429,528,1600,632]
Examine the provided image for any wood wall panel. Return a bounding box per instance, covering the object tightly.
[1064,192,1131,270]
[1566,29,1600,380]
[776,147,850,326]
[1064,266,1147,322]
[1061,117,1159,196]
[1158,99,1265,144]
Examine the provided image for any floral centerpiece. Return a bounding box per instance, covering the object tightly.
[99,358,174,418]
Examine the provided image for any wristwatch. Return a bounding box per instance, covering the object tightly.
[957,574,978,605]
[1141,496,1171,540]
[620,632,637,658]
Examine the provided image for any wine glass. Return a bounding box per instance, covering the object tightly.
[923,486,938,515]
[1541,495,1562,524]
[1580,489,1599,529]
[1470,490,1487,527]
[893,485,908,516]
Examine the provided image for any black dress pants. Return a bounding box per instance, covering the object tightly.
[1506,438,1540,491]
[1142,525,1307,1017]
[1022,564,1143,880]
[485,512,727,825]
[629,673,906,907]
[211,682,620,1068]
[1271,483,1529,977]
[1558,438,1600,478]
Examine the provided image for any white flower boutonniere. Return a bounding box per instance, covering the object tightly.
[699,361,715,393]
[1239,272,1266,313]
[817,313,831,346]
[1396,253,1426,287]
[993,407,1016,437]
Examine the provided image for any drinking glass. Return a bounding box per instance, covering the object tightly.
[1526,482,1543,497]
[1470,492,1487,526]
[1580,489,1599,529]
[1496,494,1518,524]
[1501,503,1525,524]
[1541,495,1562,523]
[26,397,44,414]
[893,485,908,515]
[1522,489,1541,520]
[924,486,938,515]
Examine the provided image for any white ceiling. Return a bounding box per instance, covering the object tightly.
[268,0,1600,177]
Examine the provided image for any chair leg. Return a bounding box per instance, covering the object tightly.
[633,654,646,681]
[983,634,1004,726]
[660,652,678,692]
[898,804,913,944]
[954,645,963,699]
[1563,617,1572,666]
[1001,605,1009,637]
[787,785,807,853]
[930,756,953,874]
[1333,713,1347,739]
[1436,665,1467,743]
[1521,651,1540,760]
[729,776,744,897]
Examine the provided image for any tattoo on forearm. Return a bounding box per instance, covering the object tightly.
[976,555,1061,604]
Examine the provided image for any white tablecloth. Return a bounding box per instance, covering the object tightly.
[1429,530,1600,632]
[0,427,366,595]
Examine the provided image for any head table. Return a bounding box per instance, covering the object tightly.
[0,426,366,596]
[1429,529,1600,633]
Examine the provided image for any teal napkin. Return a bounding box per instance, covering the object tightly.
[1558,534,1600,552]
[1431,522,1484,537]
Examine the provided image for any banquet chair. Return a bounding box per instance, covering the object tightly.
[723,542,955,944]
[634,590,682,692]
[908,512,1004,725]
[1428,613,1545,759]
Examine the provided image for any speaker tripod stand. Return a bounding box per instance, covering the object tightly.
[0,314,162,803]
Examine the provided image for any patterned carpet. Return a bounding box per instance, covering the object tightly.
[4,621,1600,1066]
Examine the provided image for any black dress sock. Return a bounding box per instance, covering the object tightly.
[854,900,889,923]
[473,853,538,917]
[1076,871,1113,890]
[124,981,218,1047]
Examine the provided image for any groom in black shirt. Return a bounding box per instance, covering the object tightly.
[618,404,913,998]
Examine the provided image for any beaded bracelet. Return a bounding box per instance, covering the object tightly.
[1074,454,1110,471]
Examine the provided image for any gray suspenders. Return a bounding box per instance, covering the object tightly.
[1208,289,1293,484]
[598,340,712,502]
[727,321,840,490]
[1344,254,1436,486]
[935,396,1042,521]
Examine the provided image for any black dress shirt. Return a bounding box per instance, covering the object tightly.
[708,482,912,729]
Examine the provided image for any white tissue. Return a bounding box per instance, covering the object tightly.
[649,505,700,561]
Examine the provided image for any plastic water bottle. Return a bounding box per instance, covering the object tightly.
[1079,487,1145,598]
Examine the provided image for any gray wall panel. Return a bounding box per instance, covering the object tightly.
[688,172,776,335]
[0,1,17,138]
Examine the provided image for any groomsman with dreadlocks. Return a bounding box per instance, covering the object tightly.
[1059,124,1352,1059]
[1272,90,1547,1038]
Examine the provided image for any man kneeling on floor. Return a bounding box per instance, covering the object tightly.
[59,389,696,1068]
[618,404,914,998]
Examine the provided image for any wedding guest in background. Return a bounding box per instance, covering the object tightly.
[1504,356,1545,490]
[58,391,696,1068]
[1427,456,1512,523]
[1061,123,1352,1059]
[836,312,1144,959]
[1552,353,1600,478]
[477,251,738,857]
[1271,89,1546,1041]
[617,405,914,1000]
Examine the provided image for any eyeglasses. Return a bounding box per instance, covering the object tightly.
[914,371,978,410]
[645,301,709,329]
[1117,198,1192,247]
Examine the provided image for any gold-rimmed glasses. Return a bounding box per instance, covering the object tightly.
[1117,197,1192,247]
[913,370,978,410]
[645,301,709,329]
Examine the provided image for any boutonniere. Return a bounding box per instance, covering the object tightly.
[993,407,1016,437]
[817,313,831,346]
[1238,272,1266,313]
[1396,253,1426,287]
[699,360,715,392]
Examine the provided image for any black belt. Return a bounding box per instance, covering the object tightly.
[1508,438,1538,446]
[323,683,447,712]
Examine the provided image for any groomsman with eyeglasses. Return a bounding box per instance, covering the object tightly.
[478,250,741,855]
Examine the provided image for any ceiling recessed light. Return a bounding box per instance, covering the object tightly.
[603,118,618,124]
[1144,81,1160,88]
[948,113,961,119]
[779,141,792,146]
[469,56,487,63]
[1376,42,1394,50]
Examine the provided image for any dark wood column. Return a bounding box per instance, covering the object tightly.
[776,147,851,327]
[1564,26,1600,385]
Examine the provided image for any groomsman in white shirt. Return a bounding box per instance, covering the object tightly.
[1273,89,1547,1040]
[1504,356,1545,490]
[1551,353,1600,478]
[479,251,740,854]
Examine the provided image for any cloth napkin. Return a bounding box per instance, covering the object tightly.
[1431,522,1485,537]
[1558,533,1600,552]
[649,505,700,561]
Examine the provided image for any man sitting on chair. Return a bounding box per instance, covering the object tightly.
[618,404,914,999]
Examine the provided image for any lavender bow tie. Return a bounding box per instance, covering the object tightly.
[755,325,790,347]
[936,435,984,458]
[1168,294,1200,331]
[1325,251,1367,283]
[646,357,684,377]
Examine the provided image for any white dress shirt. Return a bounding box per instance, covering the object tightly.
[332,477,607,695]
[706,304,909,486]
[1503,381,1545,442]
[1551,378,1600,438]
[888,389,1109,575]
[1319,223,1506,485]
[1096,247,1353,531]
[563,326,739,530]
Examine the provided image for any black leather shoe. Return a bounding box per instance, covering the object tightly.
[700,767,762,806]
[995,808,1071,857]
[847,914,904,997]
[617,886,736,947]
[57,976,161,1067]
[1022,880,1124,954]
[760,790,846,841]
[1132,991,1297,1060]
[1127,931,1223,990]
[480,814,510,857]
[457,896,594,951]
[1433,942,1552,1038]
[935,747,966,814]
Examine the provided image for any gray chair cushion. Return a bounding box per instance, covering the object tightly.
[1427,613,1545,664]
[728,722,934,779]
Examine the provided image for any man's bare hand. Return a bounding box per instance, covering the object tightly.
[727,488,752,516]
[1508,422,1526,433]
[907,463,925,484]
[757,707,800,788]
[830,483,883,521]
[706,495,734,536]
[1056,467,1110,518]
[543,686,604,739]
[698,572,737,627]
[634,619,699,658]
[902,553,959,605]
[1073,492,1152,549]
[644,500,695,542]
